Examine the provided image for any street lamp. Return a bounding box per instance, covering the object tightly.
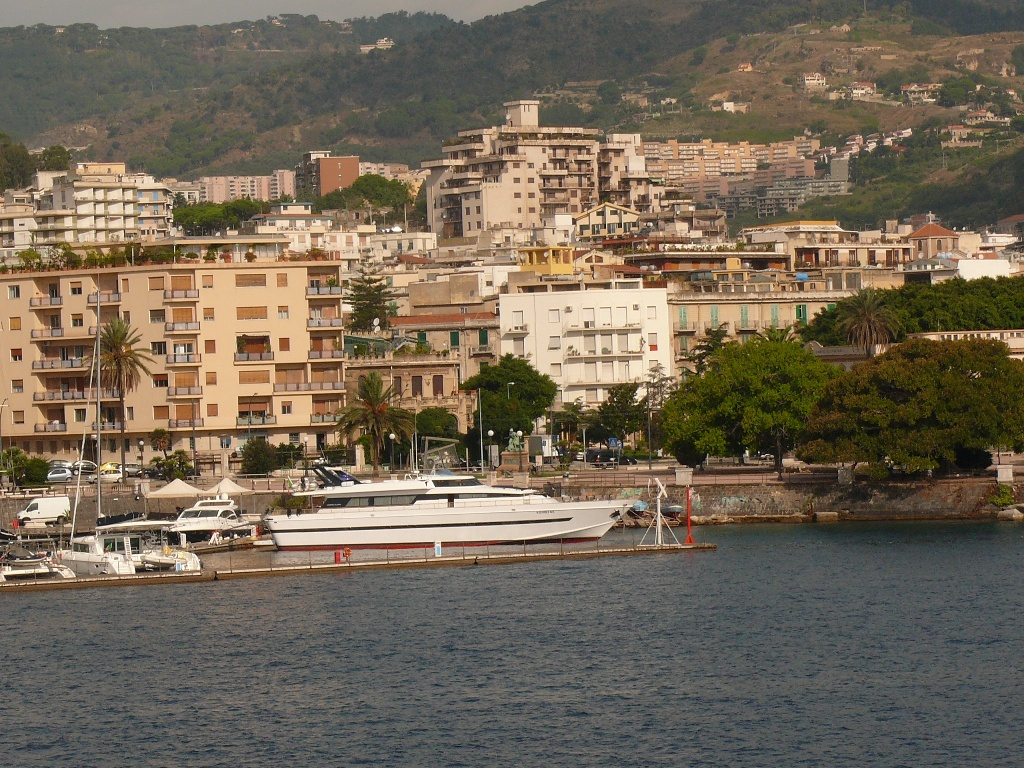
[516,430,524,471]
[389,432,396,472]
[506,381,515,399]
[137,438,145,470]
[487,429,494,468]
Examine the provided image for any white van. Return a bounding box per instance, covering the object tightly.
[17,496,72,526]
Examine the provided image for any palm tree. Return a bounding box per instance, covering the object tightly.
[149,428,172,458]
[335,372,414,476]
[757,324,798,344]
[553,399,589,447]
[89,317,153,474]
[836,288,901,358]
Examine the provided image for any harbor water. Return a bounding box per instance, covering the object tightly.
[3,523,1023,767]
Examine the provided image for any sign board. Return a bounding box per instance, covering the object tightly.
[608,438,619,449]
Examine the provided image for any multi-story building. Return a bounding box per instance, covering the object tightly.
[36,163,141,246]
[498,277,673,406]
[295,152,359,197]
[197,170,296,203]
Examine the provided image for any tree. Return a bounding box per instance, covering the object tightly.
[799,338,1024,476]
[335,372,414,476]
[835,288,901,357]
[663,335,838,473]
[684,323,730,375]
[594,383,646,447]
[90,317,153,473]
[35,145,71,172]
[346,263,397,332]
[149,428,172,457]
[462,355,558,462]
[553,399,590,447]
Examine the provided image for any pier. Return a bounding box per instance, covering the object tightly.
[0,540,716,593]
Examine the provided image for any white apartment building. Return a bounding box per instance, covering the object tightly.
[498,278,673,406]
[127,173,173,240]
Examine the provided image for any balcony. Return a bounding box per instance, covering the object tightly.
[32,358,86,370]
[163,289,199,301]
[236,415,277,426]
[169,418,204,429]
[33,388,118,402]
[29,296,63,308]
[166,353,201,365]
[235,352,274,362]
[91,421,125,431]
[165,321,200,333]
[311,413,339,423]
[505,324,529,335]
[34,423,68,433]
[307,317,346,329]
[31,328,64,339]
[167,386,203,397]
[308,350,345,360]
[469,345,494,356]
[87,292,121,304]
[306,285,343,296]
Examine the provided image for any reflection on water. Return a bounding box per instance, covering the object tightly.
[2,523,1023,767]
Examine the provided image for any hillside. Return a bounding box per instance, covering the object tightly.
[1,0,1024,184]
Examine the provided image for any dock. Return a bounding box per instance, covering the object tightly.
[0,541,716,593]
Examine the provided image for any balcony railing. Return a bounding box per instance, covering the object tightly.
[29,296,63,307]
[33,388,119,402]
[32,358,85,370]
[306,285,343,296]
[166,353,201,365]
[167,386,203,397]
[307,317,346,328]
[169,418,204,429]
[91,421,125,431]
[34,423,68,433]
[311,413,339,423]
[31,328,64,339]
[165,321,200,332]
[235,352,274,362]
[308,350,345,359]
[164,289,199,300]
[87,292,121,304]
[469,345,494,356]
[505,324,529,335]
[236,415,277,426]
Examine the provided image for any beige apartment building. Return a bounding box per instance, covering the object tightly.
[0,260,376,463]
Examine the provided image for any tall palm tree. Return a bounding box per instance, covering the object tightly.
[89,317,153,474]
[836,288,901,358]
[335,372,414,476]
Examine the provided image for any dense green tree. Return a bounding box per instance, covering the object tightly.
[90,317,153,474]
[799,338,1024,475]
[684,323,729,375]
[593,383,646,447]
[416,406,461,440]
[346,263,397,332]
[335,372,414,476]
[462,356,557,461]
[664,335,838,473]
[0,133,34,191]
[173,199,266,235]
[35,145,71,172]
[239,440,278,476]
[553,399,591,446]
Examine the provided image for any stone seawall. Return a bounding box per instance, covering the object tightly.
[549,478,1000,523]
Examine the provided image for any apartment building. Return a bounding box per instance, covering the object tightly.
[498,277,673,406]
[197,170,296,203]
[294,152,360,197]
[0,260,390,462]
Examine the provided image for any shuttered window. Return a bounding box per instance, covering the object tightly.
[236,306,268,320]
[238,369,270,384]
[235,274,267,288]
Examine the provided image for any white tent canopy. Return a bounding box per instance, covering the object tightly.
[146,478,205,498]
[205,478,250,495]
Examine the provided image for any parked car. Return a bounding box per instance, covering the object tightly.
[121,463,143,478]
[71,460,98,475]
[46,467,74,483]
[49,460,73,470]
[91,468,123,483]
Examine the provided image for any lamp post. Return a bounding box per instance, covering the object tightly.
[477,389,484,474]
[487,429,494,469]
[303,437,309,485]
[516,430,524,471]
[137,438,144,472]
[389,432,396,472]
[506,381,515,399]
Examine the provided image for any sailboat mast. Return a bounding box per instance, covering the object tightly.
[93,286,102,521]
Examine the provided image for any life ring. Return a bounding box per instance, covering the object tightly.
[342,547,353,562]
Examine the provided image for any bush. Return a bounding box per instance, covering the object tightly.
[241,438,279,475]
[24,457,50,485]
[989,484,1015,508]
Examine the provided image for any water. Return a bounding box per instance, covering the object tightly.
[3,523,1023,767]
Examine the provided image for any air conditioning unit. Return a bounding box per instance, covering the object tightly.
[565,306,573,313]
[633,304,640,310]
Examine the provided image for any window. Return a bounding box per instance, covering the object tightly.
[122,311,130,324]
[279,338,290,352]
[548,336,561,350]
[148,276,164,291]
[206,372,217,385]
[478,329,489,345]
[449,331,460,348]
[236,274,267,288]
[203,307,215,321]
[153,406,169,420]
[12,379,23,393]
[74,408,86,423]
[8,317,20,331]
[412,376,423,397]
[281,401,293,415]
[236,306,268,320]
[71,314,83,328]
[278,306,289,320]
[8,286,20,299]
[514,192,522,199]
[70,282,83,295]
[550,363,562,376]
[151,341,167,355]
[13,411,24,424]
[121,278,130,294]
[153,374,168,388]
[647,306,657,319]
[207,403,219,417]
[11,348,22,362]
[277,274,288,287]
[548,309,560,323]
[528,192,536,199]
[126,407,134,421]
[648,332,658,352]
[149,309,165,323]
[238,370,270,384]
[202,274,214,288]
[205,340,216,354]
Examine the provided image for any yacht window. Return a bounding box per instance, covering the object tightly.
[431,478,483,488]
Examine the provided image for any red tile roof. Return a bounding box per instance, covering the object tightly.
[909,223,958,239]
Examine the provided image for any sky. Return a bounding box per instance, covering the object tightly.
[0,0,535,28]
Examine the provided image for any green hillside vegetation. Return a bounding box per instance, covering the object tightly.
[801,277,1024,346]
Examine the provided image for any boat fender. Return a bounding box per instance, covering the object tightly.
[163,545,171,555]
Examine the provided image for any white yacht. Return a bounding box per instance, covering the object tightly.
[60,534,137,576]
[167,495,254,544]
[0,545,76,583]
[94,520,203,572]
[264,468,628,552]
